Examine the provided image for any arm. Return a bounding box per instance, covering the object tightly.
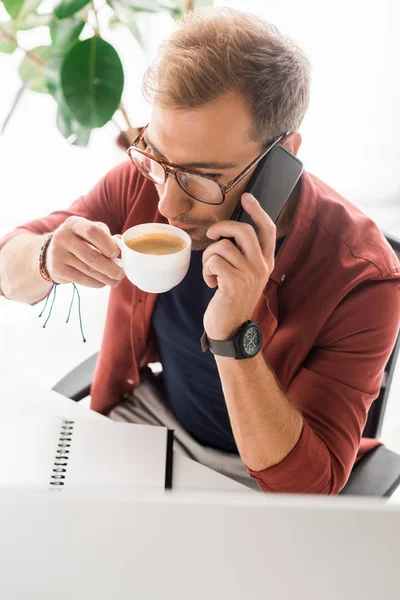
[215,353,303,472]
[0,160,136,304]
[202,194,400,494]
[216,278,400,494]
[0,234,53,303]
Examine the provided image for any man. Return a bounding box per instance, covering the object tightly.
[0,8,399,494]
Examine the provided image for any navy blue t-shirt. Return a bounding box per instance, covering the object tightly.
[152,237,286,453]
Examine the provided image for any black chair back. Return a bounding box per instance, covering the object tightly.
[362,234,400,439]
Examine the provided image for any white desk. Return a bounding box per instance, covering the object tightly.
[0,486,399,600]
[0,373,250,494]
[2,376,400,600]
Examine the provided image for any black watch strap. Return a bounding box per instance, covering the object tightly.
[200,331,237,358]
[200,321,263,360]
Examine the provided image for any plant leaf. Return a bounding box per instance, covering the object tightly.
[108,0,176,13]
[54,0,91,20]
[170,8,182,21]
[61,37,124,128]
[50,17,84,53]
[18,0,43,19]
[173,0,212,10]
[18,45,53,93]
[108,14,121,29]
[111,0,144,47]
[120,0,174,11]
[2,0,25,19]
[18,13,52,29]
[45,55,63,96]
[14,0,50,30]
[56,96,92,146]
[0,21,17,54]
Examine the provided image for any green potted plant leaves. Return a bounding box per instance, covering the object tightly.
[0,0,212,147]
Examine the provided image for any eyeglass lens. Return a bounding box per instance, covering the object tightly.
[129,149,223,204]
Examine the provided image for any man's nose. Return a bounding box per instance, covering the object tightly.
[158,176,193,220]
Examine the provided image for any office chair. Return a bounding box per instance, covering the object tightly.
[52,234,400,498]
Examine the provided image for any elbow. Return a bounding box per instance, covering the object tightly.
[247,425,351,496]
[251,465,346,496]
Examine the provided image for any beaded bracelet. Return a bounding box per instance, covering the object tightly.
[39,233,55,282]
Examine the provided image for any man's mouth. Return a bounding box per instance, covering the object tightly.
[170,221,199,232]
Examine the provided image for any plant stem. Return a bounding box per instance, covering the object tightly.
[119,102,132,130]
[1,82,27,134]
[112,118,124,133]
[91,0,100,36]
[185,0,194,11]
[0,25,45,68]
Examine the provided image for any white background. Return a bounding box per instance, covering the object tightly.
[0,2,399,468]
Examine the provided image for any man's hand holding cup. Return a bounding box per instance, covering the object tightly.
[46,216,124,288]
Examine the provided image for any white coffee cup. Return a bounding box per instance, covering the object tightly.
[112,223,192,293]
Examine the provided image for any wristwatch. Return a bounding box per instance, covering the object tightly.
[200,321,263,359]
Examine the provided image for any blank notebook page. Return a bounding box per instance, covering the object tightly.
[0,417,60,486]
[66,420,168,488]
[0,417,170,491]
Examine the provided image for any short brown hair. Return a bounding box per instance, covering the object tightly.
[142,7,311,147]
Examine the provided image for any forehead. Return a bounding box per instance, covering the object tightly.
[148,92,260,165]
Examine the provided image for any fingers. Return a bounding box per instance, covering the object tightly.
[203,238,246,272]
[47,217,125,288]
[207,194,276,262]
[203,254,236,293]
[69,218,120,259]
[64,252,123,287]
[53,264,107,289]
[207,221,263,263]
[68,238,123,281]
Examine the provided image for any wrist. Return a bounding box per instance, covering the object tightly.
[39,233,56,283]
[201,320,263,360]
[205,316,253,342]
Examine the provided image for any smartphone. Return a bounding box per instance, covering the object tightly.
[230,144,303,228]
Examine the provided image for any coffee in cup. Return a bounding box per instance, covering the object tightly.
[112,223,191,293]
[125,233,187,256]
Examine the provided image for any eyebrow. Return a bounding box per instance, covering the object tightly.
[143,132,237,170]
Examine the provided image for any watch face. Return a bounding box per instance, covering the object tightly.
[242,325,262,357]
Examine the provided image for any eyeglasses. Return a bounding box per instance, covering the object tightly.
[127,125,288,205]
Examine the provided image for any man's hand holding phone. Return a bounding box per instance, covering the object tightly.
[202,192,275,341]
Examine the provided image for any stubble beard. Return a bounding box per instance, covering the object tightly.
[189,230,215,252]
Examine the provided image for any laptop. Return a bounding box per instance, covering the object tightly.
[0,489,398,600]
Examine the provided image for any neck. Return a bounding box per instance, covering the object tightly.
[275,179,301,239]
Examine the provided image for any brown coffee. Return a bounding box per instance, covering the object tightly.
[126,233,187,255]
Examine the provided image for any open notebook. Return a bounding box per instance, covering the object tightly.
[0,416,174,491]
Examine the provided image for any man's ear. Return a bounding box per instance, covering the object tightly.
[283,131,302,156]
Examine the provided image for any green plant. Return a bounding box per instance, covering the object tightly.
[0,0,212,146]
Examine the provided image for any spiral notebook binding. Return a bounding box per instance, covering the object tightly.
[49,420,75,489]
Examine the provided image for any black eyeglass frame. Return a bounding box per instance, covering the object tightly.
[127,124,289,205]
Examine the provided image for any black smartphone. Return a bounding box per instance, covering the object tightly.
[230,144,303,228]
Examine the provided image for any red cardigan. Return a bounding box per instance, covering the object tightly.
[1,161,399,494]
